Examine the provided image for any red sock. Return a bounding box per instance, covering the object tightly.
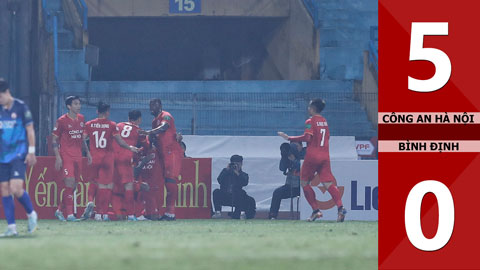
[145,190,156,216]
[97,188,112,215]
[111,193,123,216]
[58,197,65,213]
[165,182,178,214]
[124,190,134,216]
[63,187,74,216]
[302,185,319,210]
[134,192,145,217]
[88,182,97,203]
[327,185,343,208]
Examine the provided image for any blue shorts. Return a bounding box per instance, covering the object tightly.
[0,159,26,182]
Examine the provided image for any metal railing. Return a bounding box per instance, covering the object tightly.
[53,15,60,89]
[73,0,88,31]
[302,0,320,28]
[40,0,61,91]
[41,0,52,33]
[58,91,378,137]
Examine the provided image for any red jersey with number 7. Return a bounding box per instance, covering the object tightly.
[302,115,330,158]
[84,118,119,158]
[114,122,141,162]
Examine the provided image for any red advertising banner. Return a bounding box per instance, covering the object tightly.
[0,157,212,219]
[379,0,480,269]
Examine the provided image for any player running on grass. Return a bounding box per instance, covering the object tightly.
[0,79,38,236]
[278,98,347,222]
[82,102,139,221]
[139,98,184,221]
[52,96,92,221]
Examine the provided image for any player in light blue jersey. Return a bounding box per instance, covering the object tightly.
[0,79,38,237]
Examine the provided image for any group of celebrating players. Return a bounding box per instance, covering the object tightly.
[1,74,347,236]
[52,96,184,222]
[52,96,347,223]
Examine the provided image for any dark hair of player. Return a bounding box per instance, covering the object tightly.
[0,79,9,93]
[150,98,162,106]
[65,96,80,107]
[128,110,142,121]
[309,98,326,113]
[97,101,110,114]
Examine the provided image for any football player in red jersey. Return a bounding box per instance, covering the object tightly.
[278,99,347,222]
[82,102,139,221]
[138,141,164,220]
[52,96,92,222]
[113,110,144,221]
[139,98,184,221]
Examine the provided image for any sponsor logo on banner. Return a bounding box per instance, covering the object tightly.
[311,174,345,210]
[351,180,378,211]
[0,157,212,220]
[356,137,378,158]
[356,141,374,156]
[300,160,378,221]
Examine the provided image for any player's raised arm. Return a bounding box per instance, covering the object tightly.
[113,134,139,153]
[139,121,170,136]
[277,131,312,143]
[288,133,313,143]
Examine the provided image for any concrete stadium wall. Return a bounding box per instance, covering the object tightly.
[85,0,289,18]
[260,0,319,80]
[83,0,318,80]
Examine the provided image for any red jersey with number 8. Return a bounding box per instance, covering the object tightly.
[84,118,119,157]
[304,115,330,157]
[114,122,140,162]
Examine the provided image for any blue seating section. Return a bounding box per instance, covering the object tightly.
[304,0,378,80]
[59,81,376,138]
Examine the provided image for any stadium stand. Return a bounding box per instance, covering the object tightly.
[43,0,377,141]
[304,0,378,80]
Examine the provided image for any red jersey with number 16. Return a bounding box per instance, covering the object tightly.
[84,118,119,158]
[114,122,141,162]
[152,110,182,153]
[303,115,330,158]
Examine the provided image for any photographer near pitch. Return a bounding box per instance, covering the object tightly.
[268,142,304,219]
[212,155,256,219]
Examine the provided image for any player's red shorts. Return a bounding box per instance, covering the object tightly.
[161,148,183,181]
[90,154,115,185]
[301,156,335,183]
[139,162,164,216]
[114,158,134,184]
[60,154,83,180]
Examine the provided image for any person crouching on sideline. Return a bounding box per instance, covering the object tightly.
[268,142,304,220]
[212,155,256,219]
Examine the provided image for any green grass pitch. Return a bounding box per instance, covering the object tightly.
[0,219,377,270]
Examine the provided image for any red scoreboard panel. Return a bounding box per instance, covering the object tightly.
[379,0,480,269]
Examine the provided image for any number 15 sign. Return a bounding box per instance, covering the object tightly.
[170,0,201,14]
[379,0,480,269]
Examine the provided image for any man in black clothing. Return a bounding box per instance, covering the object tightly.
[268,142,305,219]
[212,155,256,219]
